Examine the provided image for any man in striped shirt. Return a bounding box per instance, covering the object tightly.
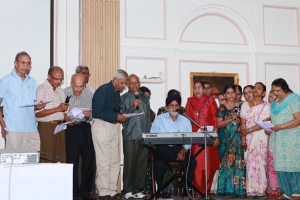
[64,73,94,200]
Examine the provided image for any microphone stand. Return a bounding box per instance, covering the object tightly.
[180,112,213,199]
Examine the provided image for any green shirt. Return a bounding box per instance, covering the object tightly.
[120,91,151,140]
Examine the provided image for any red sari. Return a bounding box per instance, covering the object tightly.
[185,95,220,195]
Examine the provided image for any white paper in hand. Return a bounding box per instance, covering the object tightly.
[67,107,90,120]
[53,120,75,134]
[255,121,274,132]
[123,112,144,118]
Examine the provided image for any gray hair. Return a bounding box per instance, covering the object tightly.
[15,51,31,61]
[113,69,128,80]
[75,65,89,73]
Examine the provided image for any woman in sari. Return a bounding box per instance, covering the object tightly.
[268,78,300,200]
[184,81,219,196]
[216,85,246,197]
[240,82,271,198]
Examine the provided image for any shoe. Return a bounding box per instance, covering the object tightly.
[99,195,112,200]
[123,192,133,199]
[277,195,290,200]
[132,192,146,199]
[112,193,123,200]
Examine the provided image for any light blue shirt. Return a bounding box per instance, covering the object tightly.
[150,112,192,150]
[0,70,37,132]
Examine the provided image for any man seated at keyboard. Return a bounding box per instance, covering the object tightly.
[150,94,197,197]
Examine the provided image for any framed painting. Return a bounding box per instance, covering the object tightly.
[190,72,239,96]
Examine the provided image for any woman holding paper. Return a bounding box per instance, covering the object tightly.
[240,82,271,198]
[216,85,246,197]
[269,78,300,200]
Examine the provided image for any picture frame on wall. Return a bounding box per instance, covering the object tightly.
[190,72,239,96]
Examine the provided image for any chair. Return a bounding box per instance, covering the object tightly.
[150,152,182,197]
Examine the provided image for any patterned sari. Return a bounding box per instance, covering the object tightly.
[240,102,271,196]
[217,104,246,196]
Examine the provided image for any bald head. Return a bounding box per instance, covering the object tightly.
[71,73,86,97]
[128,74,140,94]
[71,73,86,84]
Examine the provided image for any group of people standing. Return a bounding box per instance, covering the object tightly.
[213,80,300,200]
[0,51,299,200]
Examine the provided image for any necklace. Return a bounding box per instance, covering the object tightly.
[252,100,264,106]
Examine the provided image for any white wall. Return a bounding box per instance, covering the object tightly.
[120,0,300,113]
[0,0,80,148]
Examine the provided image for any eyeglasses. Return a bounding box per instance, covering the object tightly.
[193,86,203,90]
[204,86,212,89]
[49,73,64,82]
[271,88,282,93]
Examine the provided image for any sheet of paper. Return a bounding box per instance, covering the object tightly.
[123,112,144,118]
[19,101,51,108]
[67,107,90,120]
[255,121,274,132]
[53,120,75,134]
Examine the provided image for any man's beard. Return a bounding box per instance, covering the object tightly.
[169,111,178,116]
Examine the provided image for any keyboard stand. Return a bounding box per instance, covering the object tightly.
[146,144,206,199]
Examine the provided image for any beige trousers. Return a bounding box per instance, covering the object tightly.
[6,131,40,151]
[91,119,120,196]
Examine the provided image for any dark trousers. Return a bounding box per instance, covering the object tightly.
[153,146,196,192]
[65,123,95,196]
[122,140,148,194]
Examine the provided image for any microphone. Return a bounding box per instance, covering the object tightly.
[65,95,72,103]
[134,92,139,110]
[175,108,186,114]
[234,103,239,113]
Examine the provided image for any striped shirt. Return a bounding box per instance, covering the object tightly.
[64,86,93,122]
[36,80,65,122]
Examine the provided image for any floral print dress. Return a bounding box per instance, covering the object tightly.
[240,102,271,196]
[216,105,246,196]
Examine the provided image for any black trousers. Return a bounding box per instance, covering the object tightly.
[65,123,95,196]
[153,146,197,192]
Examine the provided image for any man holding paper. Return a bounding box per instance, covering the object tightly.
[120,74,151,199]
[92,69,128,200]
[64,73,94,200]
[36,66,68,163]
[0,51,45,150]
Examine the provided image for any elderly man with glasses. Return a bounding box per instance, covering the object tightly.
[35,66,68,163]
[0,51,45,151]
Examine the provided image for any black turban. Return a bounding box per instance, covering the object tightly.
[165,94,181,106]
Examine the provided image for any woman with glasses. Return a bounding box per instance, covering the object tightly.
[267,78,300,200]
[184,81,219,196]
[216,85,246,198]
[240,82,271,198]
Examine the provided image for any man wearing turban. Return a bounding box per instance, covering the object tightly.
[150,94,197,197]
